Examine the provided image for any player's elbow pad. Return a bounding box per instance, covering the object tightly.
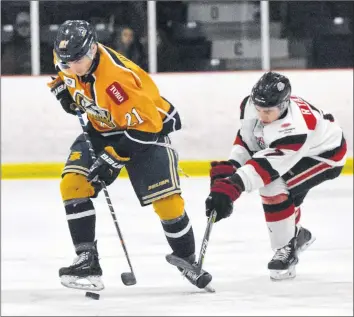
[160,104,182,135]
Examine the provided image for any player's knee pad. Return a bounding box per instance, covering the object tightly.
[261,193,289,205]
[152,194,185,221]
[259,177,288,198]
[60,173,97,201]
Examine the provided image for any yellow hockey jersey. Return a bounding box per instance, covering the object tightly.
[53,43,180,136]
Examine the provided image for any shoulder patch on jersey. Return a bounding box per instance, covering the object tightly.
[63,76,76,88]
[278,122,295,134]
[106,82,129,105]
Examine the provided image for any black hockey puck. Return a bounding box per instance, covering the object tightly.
[85,292,100,300]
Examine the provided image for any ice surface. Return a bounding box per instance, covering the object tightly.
[1,176,353,316]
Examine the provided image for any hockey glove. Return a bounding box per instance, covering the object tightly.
[205,175,244,222]
[47,76,79,115]
[87,146,130,184]
[209,160,237,186]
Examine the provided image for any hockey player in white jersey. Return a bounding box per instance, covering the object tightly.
[205,71,347,281]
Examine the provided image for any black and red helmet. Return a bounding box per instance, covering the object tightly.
[251,71,291,108]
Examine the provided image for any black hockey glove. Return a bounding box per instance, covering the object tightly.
[209,160,237,186]
[87,146,130,184]
[47,76,79,115]
[205,175,244,222]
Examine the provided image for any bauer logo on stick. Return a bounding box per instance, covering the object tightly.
[106,82,129,105]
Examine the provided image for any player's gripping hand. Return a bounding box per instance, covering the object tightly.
[87,146,130,184]
[47,77,78,115]
[209,161,237,186]
[205,176,244,222]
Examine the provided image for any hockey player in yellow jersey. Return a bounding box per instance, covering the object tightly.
[47,20,212,291]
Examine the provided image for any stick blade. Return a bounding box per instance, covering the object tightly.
[121,272,137,286]
[165,254,200,273]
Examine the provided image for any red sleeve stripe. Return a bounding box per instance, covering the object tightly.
[269,134,307,152]
[233,135,244,146]
[317,135,347,162]
[245,158,279,185]
[276,143,303,151]
[330,140,347,161]
[264,205,295,222]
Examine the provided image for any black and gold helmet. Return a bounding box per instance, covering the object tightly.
[54,20,97,67]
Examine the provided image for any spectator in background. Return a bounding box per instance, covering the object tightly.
[2,11,32,74]
[140,28,181,72]
[111,26,147,70]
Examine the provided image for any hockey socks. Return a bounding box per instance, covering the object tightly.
[160,211,195,259]
[64,198,96,250]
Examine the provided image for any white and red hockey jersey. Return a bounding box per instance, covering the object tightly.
[229,95,347,192]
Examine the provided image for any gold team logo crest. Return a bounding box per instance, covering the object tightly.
[69,151,82,161]
[59,40,69,49]
[74,92,116,128]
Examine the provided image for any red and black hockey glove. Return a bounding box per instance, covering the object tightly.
[205,175,244,222]
[209,160,237,186]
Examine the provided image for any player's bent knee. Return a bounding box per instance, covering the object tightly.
[153,194,185,220]
[261,193,289,205]
[60,173,96,201]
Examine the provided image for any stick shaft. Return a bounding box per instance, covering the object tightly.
[75,110,135,277]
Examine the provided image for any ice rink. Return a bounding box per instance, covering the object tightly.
[2,176,353,316]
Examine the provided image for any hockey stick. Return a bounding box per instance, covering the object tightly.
[196,209,217,271]
[75,109,136,286]
[166,209,217,274]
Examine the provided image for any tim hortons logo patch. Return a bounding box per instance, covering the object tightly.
[64,76,76,88]
[106,82,129,105]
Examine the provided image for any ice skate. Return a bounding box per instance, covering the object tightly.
[296,226,316,253]
[268,237,298,281]
[166,253,214,292]
[59,241,104,291]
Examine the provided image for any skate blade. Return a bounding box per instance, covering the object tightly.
[298,236,316,253]
[166,254,198,272]
[181,273,215,293]
[204,284,215,293]
[61,275,105,291]
[270,265,296,281]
